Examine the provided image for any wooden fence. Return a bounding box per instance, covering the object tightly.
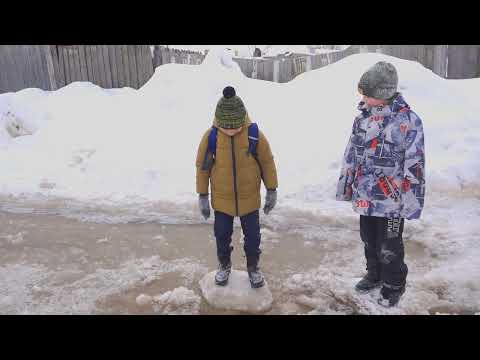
[1,45,479,94]
[359,45,448,78]
[446,45,480,79]
[152,46,205,67]
[0,45,54,93]
[231,45,455,83]
[50,45,154,90]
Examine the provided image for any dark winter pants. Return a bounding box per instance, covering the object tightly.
[214,210,261,260]
[359,215,408,289]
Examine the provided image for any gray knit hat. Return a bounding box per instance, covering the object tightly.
[358,61,398,100]
[215,86,246,129]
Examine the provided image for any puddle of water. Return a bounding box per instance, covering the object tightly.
[1,210,477,315]
[0,211,326,314]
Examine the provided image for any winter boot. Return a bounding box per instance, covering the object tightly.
[355,271,382,293]
[246,254,265,288]
[215,255,232,286]
[377,283,406,307]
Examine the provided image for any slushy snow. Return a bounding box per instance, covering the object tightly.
[199,270,273,313]
[152,287,201,314]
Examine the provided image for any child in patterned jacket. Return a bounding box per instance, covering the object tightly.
[336,61,426,307]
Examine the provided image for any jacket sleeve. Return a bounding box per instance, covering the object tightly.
[336,120,357,201]
[256,130,278,190]
[400,112,426,220]
[195,130,211,195]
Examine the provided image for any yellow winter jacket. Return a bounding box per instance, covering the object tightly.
[196,115,278,217]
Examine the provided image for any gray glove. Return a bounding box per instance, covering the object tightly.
[263,189,277,215]
[198,194,210,220]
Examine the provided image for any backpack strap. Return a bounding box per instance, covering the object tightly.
[201,126,217,171]
[247,122,265,183]
[247,123,259,158]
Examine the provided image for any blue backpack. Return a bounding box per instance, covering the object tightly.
[201,123,259,171]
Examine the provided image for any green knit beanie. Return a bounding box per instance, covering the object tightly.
[215,86,246,129]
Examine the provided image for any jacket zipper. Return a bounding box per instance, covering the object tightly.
[231,136,239,216]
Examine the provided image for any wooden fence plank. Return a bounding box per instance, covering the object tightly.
[62,47,71,85]
[116,45,126,88]
[92,45,102,86]
[108,45,119,88]
[153,45,161,68]
[264,60,273,81]
[39,45,52,89]
[84,45,94,83]
[121,45,131,87]
[144,45,154,81]
[96,45,107,87]
[67,46,78,83]
[144,45,154,84]
[70,46,80,82]
[11,45,28,90]
[78,45,88,81]
[24,45,39,89]
[43,45,58,90]
[0,47,7,92]
[101,45,113,88]
[139,45,148,86]
[127,45,139,89]
[13,46,27,89]
[12,46,25,90]
[61,46,70,85]
[90,45,101,86]
[69,46,79,82]
[135,45,145,87]
[56,46,67,87]
[51,45,65,88]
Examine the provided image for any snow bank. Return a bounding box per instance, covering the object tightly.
[2,50,479,215]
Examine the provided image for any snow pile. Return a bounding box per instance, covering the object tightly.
[136,287,201,314]
[152,287,201,314]
[1,50,479,214]
[199,270,273,313]
[135,293,153,306]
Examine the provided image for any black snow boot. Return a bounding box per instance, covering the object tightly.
[246,254,265,288]
[355,271,382,293]
[215,255,232,286]
[377,283,406,307]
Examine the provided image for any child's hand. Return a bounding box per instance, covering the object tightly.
[198,194,210,220]
[263,189,277,215]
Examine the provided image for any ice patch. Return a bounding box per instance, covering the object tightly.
[199,270,273,313]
